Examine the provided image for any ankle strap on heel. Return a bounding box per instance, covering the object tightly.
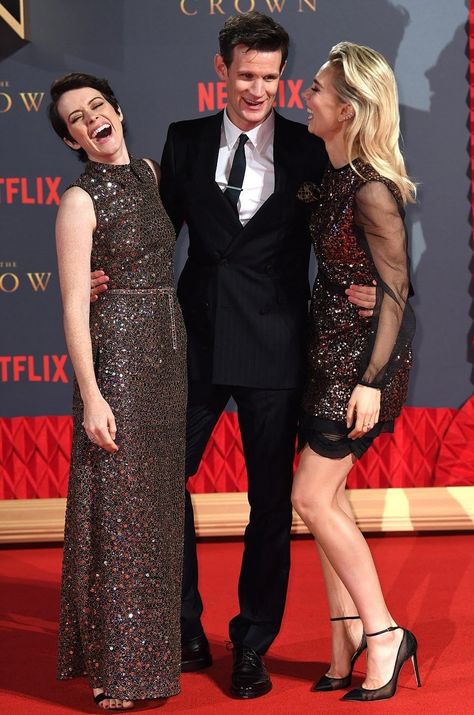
[330,616,361,622]
[365,625,400,637]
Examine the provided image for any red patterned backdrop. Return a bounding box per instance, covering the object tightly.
[1,9,473,498]
[1,401,472,498]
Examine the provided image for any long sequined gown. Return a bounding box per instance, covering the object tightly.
[299,160,415,456]
[57,157,187,700]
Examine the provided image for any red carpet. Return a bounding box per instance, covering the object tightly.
[0,534,473,714]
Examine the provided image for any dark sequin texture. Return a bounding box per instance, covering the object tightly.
[57,158,187,700]
[299,161,413,426]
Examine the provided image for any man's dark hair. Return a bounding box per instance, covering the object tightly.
[218,11,289,69]
[48,73,123,162]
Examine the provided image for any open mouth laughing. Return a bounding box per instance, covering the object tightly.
[91,123,112,140]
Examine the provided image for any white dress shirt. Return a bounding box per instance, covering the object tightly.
[215,110,275,225]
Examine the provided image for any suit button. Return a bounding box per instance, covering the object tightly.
[220,258,228,265]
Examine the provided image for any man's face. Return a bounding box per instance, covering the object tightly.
[214,45,283,131]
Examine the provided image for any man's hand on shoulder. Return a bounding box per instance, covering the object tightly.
[90,270,109,302]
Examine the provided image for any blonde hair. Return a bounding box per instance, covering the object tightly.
[328,41,416,204]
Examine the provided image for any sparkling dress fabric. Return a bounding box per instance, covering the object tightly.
[298,160,415,459]
[57,157,187,699]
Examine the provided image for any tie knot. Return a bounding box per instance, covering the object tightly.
[238,133,249,148]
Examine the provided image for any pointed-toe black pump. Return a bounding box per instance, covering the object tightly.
[341,626,421,702]
[312,616,367,692]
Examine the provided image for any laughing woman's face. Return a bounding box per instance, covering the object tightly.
[57,86,126,163]
[303,63,350,142]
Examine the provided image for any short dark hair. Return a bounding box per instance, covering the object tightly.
[218,11,289,69]
[48,73,123,162]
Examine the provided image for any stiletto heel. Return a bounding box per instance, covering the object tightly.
[312,616,367,692]
[411,650,422,687]
[342,626,421,702]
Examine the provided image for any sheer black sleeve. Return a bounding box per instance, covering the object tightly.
[353,180,415,389]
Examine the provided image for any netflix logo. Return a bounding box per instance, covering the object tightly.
[0,177,61,205]
[0,355,69,383]
[197,78,304,112]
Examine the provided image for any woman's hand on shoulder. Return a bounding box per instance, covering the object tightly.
[82,394,118,453]
[346,384,380,439]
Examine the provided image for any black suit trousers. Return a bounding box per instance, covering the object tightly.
[181,380,300,654]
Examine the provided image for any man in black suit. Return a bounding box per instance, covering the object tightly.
[159,12,375,699]
[91,11,374,700]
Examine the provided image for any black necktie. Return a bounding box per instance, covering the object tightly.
[224,133,249,213]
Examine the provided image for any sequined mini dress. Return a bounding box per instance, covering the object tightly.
[298,160,415,459]
[57,157,187,699]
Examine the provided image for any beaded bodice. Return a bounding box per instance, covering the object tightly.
[72,157,176,289]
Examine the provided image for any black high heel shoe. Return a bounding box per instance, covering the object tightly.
[341,626,421,702]
[312,616,367,692]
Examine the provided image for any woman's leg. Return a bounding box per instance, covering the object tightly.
[292,446,403,689]
[315,481,364,677]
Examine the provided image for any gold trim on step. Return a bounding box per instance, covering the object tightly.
[0,487,472,543]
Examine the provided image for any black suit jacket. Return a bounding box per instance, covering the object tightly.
[160,110,327,389]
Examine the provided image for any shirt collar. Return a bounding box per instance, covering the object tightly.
[223,109,275,153]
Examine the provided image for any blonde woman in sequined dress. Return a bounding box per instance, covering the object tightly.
[292,44,419,702]
[49,73,187,709]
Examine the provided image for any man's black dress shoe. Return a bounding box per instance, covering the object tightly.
[230,646,272,699]
[181,634,212,672]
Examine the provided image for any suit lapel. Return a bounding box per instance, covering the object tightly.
[192,111,294,252]
[273,111,291,196]
[191,111,244,233]
[194,112,220,180]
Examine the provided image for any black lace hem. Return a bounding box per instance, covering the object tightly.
[298,413,394,460]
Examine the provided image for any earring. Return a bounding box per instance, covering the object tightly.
[338,112,354,123]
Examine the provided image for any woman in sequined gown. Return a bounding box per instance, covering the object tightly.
[291,45,419,702]
[49,74,186,709]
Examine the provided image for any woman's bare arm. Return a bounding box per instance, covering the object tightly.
[56,187,118,452]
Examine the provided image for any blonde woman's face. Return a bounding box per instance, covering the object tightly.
[303,63,349,140]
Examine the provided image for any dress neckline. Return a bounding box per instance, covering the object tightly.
[84,155,145,183]
[328,157,362,173]
[85,155,139,175]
